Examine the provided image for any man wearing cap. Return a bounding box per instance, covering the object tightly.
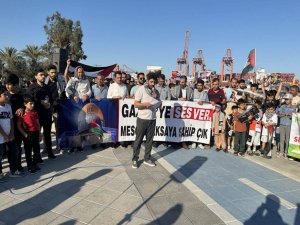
[277,94,295,158]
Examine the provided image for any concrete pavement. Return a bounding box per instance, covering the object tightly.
[0,143,299,225]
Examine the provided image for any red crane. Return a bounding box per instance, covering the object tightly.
[220,48,234,81]
[192,49,205,79]
[177,31,190,77]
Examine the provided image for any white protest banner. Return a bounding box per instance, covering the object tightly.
[288,113,300,159]
[118,99,213,144]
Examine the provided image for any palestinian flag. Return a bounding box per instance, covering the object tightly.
[69,60,117,77]
[241,49,256,77]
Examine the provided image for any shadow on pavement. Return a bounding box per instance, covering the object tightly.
[145,204,183,225]
[0,169,112,224]
[116,155,207,225]
[244,194,290,225]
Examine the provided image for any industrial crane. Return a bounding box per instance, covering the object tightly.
[192,49,205,79]
[177,31,190,77]
[220,48,234,81]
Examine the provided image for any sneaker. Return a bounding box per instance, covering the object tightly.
[238,152,245,157]
[223,148,228,153]
[144,160,156,167]
[132,160,138,169]
[234,152,238,156]
[191,143,197,149]
[288,157,294,161]
[198,144,205,150]
[9,171,24,178]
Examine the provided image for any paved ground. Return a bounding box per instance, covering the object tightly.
[153,145,300,225]
[0,143,299,225]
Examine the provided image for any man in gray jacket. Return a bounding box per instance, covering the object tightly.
[155,74,171,100]
[171,76,193,150]
[171,76,194,101]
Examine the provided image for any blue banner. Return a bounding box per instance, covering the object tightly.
[57,99,119,148]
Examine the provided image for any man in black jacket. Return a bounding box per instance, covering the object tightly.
[27,68,56,159]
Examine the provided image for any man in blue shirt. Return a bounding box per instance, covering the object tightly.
[278,94,295,158]
[92,73,108,100]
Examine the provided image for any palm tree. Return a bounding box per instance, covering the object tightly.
[21,45,46,66]
[0,47,26,78]
[0,47,22,65]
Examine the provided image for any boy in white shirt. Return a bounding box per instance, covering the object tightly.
[261,103,278,159]
[0,87,23,179]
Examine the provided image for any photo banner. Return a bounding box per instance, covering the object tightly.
[119,99,213,144]
[288,113,300,159]
[57,99,118,148]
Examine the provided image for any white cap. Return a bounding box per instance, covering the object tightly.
[283,94,293,99]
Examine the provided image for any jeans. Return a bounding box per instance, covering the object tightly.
[132,118,156,161]
[0,141,19,173]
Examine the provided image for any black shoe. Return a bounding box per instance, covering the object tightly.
[48,154,57,159]
[77,147,83,152]
[68,148,75,153]
[132,160,138,169]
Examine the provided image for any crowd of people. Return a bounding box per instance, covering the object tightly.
[0,60,299,177]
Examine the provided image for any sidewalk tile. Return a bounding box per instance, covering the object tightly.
[86,188,122,206]
[63,199,105,223]
[90,207,128,225]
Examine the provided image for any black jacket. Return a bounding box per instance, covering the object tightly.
[26,83,53,115]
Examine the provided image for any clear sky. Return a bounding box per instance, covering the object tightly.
[0,0,299,78]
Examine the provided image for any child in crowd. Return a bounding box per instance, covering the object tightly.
[261,103,278,159]
[0,87,22,179]
[225,105,238,151]
[233,99,253,156]
[212,103,226,151]
[17,95,42,173]
[247,100,263,156]
[277,94,295,159]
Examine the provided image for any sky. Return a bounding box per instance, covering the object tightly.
[0,0,299,79]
